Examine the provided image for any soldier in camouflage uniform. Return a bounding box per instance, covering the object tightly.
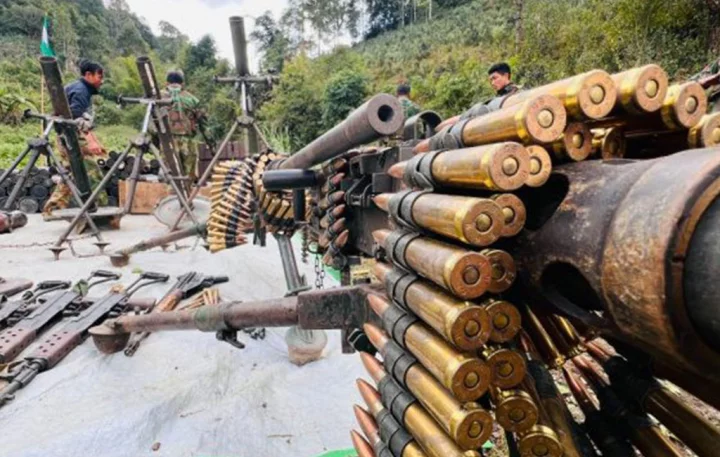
[44,60,109,215]
[397,83,421,118]
[162,70,204,183]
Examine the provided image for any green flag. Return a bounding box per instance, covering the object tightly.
[40,15,55,57]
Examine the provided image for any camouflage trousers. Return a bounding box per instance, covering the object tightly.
[43,132,108,215]
[174,136,199,183]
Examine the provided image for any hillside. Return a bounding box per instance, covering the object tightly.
[260,0,720,149]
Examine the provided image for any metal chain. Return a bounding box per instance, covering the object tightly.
[314,254,325,290]
[301,225,310,264]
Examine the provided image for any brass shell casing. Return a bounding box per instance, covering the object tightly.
[410,193,505,247]
[592,127,626,159]
[403,402,479,457]
[404,323,491,402]
[522,306,566,368]
[525,146,552,188]
[482,298,522,343]
[493,387,539,433]
[482,346,528,389]
[645,388,720,457]
[405,364,493,450]
[518,424,564,457]
[462,95,568,145]
[490,194,527,238]
[612,64,669,114]
[430,143,531,191]
[688,113,720,148]
[402,276,492,350]
[481,249,517,293]
[660,82,707,130]
[550,122,593,162]
[506,70,617,120]
[400,236,493,300]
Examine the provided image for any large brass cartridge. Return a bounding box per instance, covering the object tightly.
[550,122,593,162]
[481,249,516,293]
[373,229,492,300]
[480,298,522,343]
[354,405,425,457]
[412,95,567,153]
[373,262,492,350]
[490,194,526,238]
[688,112,720,148]
[394,143,531,192]
[481,346,527,389]
[505,70,617,120]
[525,146,552,187]
[491,386,539,433]
[521,307,565,368]
[360,351,493,451]
[612,64,669,114]
[357,379,479,457]
[592,127,626,159]
[465,94,568,144]
[366,299,491,402]
[374,192,505,247]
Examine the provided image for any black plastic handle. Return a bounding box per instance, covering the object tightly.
[91,270,122,280]
[141,272,170,282]
[37,280,71,290]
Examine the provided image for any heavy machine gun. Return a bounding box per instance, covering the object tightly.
[89,64,720,457]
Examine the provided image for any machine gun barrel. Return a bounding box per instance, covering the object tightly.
[279,94,405,170]
[89,285,380,354]
[513,148,720,380]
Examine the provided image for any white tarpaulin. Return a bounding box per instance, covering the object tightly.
[0,216,364,457]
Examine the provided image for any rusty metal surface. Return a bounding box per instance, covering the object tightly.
[513,149,720,378]
[280,94,404,170]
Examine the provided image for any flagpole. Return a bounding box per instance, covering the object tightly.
[40,75,45,133]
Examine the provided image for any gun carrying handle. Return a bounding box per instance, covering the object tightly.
[86,270,122,291]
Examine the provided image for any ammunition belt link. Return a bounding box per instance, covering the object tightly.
[385,230,420,272]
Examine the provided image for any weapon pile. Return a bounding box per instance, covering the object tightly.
[81,62,720,456]
[0,167,55,213]
[284,65,719,457]
[0,270,232,408]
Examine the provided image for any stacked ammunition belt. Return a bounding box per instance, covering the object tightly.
[348,64,720,457]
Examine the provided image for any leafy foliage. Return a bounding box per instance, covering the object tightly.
[258,0,720,151]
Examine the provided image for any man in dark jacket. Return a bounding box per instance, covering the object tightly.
[44,60,109,214]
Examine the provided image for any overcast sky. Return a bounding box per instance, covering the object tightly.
[124,0,289,71]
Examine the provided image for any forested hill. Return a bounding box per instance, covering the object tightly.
[0,0,233,123]
[258,0,720,150]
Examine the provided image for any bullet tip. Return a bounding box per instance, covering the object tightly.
[387,162,406,179]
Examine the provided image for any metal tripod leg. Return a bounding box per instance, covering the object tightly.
[43,142,105,251]
[50,142,134,259]
[123,144,145,214]
[0,145,32,197]
[148,143,200,227]
[3,147,42,211]
[168,119,241,232]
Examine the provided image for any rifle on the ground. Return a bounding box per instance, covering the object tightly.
[123,272,229,356]
[0,271,169,408]
[0,270,120,363]
[0,280,71,329]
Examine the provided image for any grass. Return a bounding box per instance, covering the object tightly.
[0,123,138,169]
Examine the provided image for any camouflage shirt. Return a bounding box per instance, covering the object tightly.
[399,96,421,118]
[162,84,202,137]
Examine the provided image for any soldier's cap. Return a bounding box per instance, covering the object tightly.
[167,69,185,84]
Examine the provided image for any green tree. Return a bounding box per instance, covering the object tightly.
[321,70,368,127]
[250,11,291,73]
[183,35,218,76]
